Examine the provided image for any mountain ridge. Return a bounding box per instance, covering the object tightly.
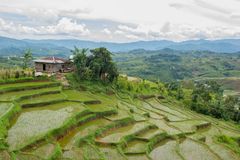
[1,36,240,56]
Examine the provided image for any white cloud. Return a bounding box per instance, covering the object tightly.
[0,17,90,36]
[39,18,90,36]
[0,0,239,41]
[102,28,111,35]
[0,18,39,34]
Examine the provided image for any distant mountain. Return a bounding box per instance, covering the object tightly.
[23,39,175,53]
[0,36,70,57]
[0,36,240,56]
[168,39,240,53]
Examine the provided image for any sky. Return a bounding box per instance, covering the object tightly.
[0,0,240,42]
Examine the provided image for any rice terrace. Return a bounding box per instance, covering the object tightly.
[1,0,240,159]
[1,66,240,159]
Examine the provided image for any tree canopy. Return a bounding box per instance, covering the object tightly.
[72,47,118,82]
[22,49,33,69]
[190,80,240,122]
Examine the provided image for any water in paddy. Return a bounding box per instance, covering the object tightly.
[98,146,126,160]
[86,103,115,112]
[150,139,182,160]
[126,154,149,160]
[58,118,111,147]
[179,138,221,160]
[63,144,101,160]
[10,101,86,131]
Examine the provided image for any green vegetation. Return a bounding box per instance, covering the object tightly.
[0,86,61,101]
[217,135,240,156]
[0,68,33,82]
[189,80,240,122]
[19,93,66,107]
[1,47,240,159]
[114,49,240,82]
[22,49,33,69]
[72,47,118,82]
[0,79,240,159]
[0,56,25,69]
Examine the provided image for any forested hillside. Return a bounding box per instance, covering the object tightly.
[115,48,240,82]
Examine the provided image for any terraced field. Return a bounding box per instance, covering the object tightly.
[1,80,240,159]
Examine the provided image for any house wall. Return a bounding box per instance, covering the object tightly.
[35,62,74,73]
[35,62,63,73]
[35,63,44,72]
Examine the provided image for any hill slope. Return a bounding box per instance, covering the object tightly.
[114,48,240,82]
[1,80,240,159]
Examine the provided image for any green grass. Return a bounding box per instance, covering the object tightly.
[0,86,61,101]
[0,102,20,149]
[63,90,97,102]
[85,103,117,114]
[22,101,86,113]
[0,81,60,93]
[19,93,66,107]
[216,135,240,156]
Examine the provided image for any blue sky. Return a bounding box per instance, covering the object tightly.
[0,0,240,42]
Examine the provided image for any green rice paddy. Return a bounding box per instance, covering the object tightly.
[1,80,240,159]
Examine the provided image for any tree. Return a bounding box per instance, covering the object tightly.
[72,47,118,82]
[23,49,33,69]
[90,47,118,82]
[72,47,89,80]
[222,96,238,120]
[166,82,184,99]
